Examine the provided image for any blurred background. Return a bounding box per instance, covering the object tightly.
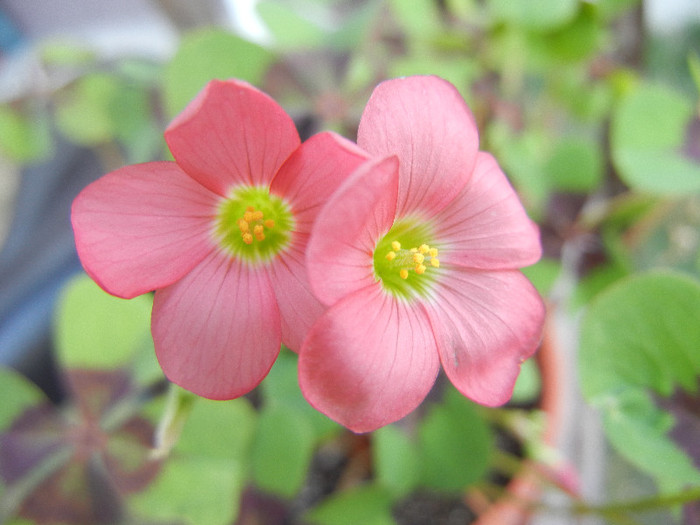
[1,1,699,524]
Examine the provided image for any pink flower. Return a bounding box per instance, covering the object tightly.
[71,79,368,400]
[299,76,545,432]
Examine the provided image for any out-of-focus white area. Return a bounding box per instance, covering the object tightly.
[646,0,700,32]
[226,0,269,43]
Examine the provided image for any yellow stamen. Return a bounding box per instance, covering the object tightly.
[236,205,278,245]
[253,224,265,241]
[383,240,440,280]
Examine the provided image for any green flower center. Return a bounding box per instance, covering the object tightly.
[215,186,294,262]
[373,218,440,300]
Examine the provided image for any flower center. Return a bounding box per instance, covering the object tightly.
[373,218,439,299]
[215,186,294,262]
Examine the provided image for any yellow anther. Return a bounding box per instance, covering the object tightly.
[382,239,437,281]
[238,219,249,232]
[242,233,253,244]
[243,211,254,222]
[252,210,264,221]
[264,219,275,229]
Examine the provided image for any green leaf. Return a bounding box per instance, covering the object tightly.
[487,0,579,31]
[163,29,274,117]
[580,271,700,399]
[389,0,442,47]
[487,122,550,217]
[176,398,257,461]
[54,274,153,370]
[521,258,561,297]
[0,105,52,163]
[602,390,700,490]
[579,271,700,488]
[592,0,640,20]
[251,404,316,498]
[544,6,603,63]
[688,52,700,100]
[131,397,256,524]
[511,357,542,404]
[611,82,700,194]
[570,262,628,309]
[0,368,46,430]
[131,456,245,525]
[261,349,339,438]
[305,484,395,525]
[40,40,95,66]
[109,83,160,164]
[544,137,603,192]
[418,389,492,491]
[373,425,420,497]
[55,73,122,145]
[257,1,326,50]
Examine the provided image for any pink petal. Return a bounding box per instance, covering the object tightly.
[268,243,324,352]
[152,250,281,400]
[71,162,219,299]
[270,131,369,236]
[299,285,440,433]
[433,152,541,269]
[306,156,399,306]
[267,133,370,350]
[357,75,479,218]
[424,269,545,406]
[165,79,300,196]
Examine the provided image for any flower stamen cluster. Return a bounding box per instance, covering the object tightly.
[238,206,275,244]
[384,241,440,279]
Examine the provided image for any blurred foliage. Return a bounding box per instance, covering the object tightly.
[579,271,700,491]
[2,0,700,523]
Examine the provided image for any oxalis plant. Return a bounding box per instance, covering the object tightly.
[0,1,699,524]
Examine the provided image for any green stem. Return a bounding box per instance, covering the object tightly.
[151,383,197,459]
[570,486,700,516]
